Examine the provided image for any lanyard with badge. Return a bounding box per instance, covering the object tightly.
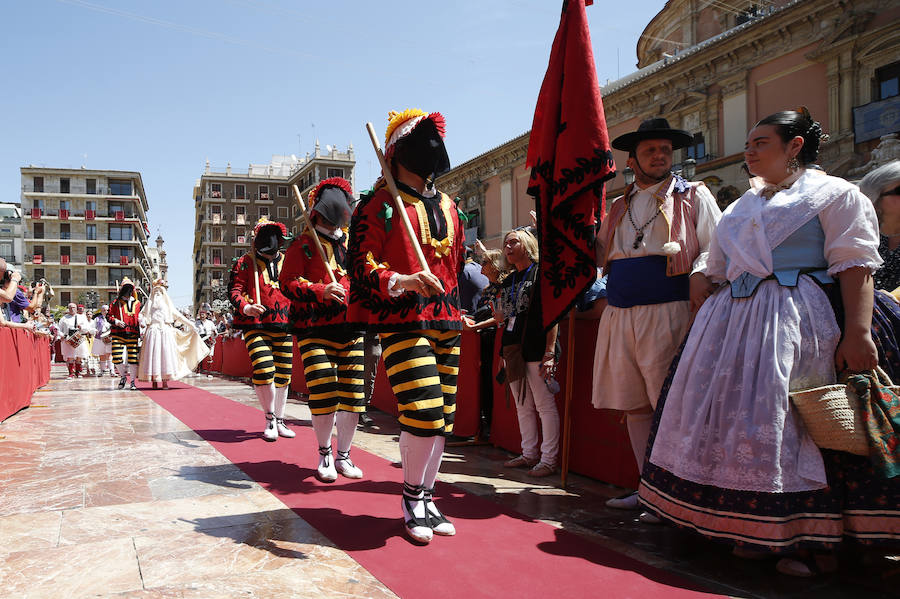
[505,263,534,332]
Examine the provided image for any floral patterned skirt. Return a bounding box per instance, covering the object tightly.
[638,288,900,553]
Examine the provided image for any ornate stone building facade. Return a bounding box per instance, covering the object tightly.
[437,0,900,246]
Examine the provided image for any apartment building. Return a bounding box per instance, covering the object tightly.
[0,203,24,272]
[192,145,355,308]
[20,167,153,307]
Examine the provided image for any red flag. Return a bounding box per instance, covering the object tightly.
[526,0,614,332]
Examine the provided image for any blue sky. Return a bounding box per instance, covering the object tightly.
[1,0,663,306]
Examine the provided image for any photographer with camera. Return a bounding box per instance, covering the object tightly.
[0,258,45,324]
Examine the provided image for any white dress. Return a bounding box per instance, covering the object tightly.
[59,313,91,360]
[138,287,209,382]
[649,170,882,493]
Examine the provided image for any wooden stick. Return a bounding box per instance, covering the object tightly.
[251,252,261,305]
[560,310,576,488]
[292,184,337,284]
[365,122,432,275]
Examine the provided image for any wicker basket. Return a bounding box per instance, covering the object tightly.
[790,382,869,456]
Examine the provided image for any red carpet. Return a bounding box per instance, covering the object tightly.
[148,382,723,599]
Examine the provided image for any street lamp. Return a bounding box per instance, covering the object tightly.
[682,158,697,181]
[623,166,635,186]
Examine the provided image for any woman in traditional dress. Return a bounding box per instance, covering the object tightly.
[639,109,900,577]
[90,304,115,377]
[138,279,208,389]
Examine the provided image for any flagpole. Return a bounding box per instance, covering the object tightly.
[560,309,576,488]
[364,122,436,281]
[291,184,337,284]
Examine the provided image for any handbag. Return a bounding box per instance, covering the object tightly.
[502,343,526,383]
[790,367,898,457]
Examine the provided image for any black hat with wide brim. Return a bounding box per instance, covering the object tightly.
[611,117,694,152]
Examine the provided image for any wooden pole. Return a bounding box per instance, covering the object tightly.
[365,122,433,277]
[251,252,261,306]
[291,184,337,284]
[560,310,576,488]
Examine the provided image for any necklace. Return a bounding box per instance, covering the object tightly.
[626,196,663,249]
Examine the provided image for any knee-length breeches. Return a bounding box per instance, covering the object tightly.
[243,329,292,387]
[298,333,365,415]
[379,329,461,437]
[111,335,139,365]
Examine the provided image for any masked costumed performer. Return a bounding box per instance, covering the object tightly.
[228,217,294,441]
[280,177,366,482]
[109,278,142,390]
[349,109,465,543]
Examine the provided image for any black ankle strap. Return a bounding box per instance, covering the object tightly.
[318,446,332,457]
[403,482,424,498]
[337,449,351,461]
[265,412,275,421]
[423,487,435,498]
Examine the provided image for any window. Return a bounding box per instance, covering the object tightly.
[60,269,71,285]
[277,186,287,197]
[685,133,706,161]
[34,268,44,280]
[61,291,71,304]
[211,249,223,265]
[277,206,288,219]
[236,249,244,259]
[109,179,132,195]
[108,224,133,241]
[259,206,269,218]
[235,184,246,199]
[33,245,44,257]
[33,177,44,192]
[86,224,97,240]
[0,241,12,260]
[876,62,900,100]
[86,246,97,257]
[259,185,269,200]
[235,205,246,216]
[60,245,71,258]
[108,247,133,263]
[60,178,70,194]
[86,270,97,286]
[327,168,345,179]
[210,183,222,198]
[59,199,71,213]
[32,198,44,210]
[33,223,44,239]
[211,204,222,215]
[86,178,97,194]
[108,202,127,218]
[85,200,97,211]
[108,268,131,286]
[60,223,71,240]
[213,227,223,242]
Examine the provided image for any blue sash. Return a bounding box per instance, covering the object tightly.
[606,255,689,308]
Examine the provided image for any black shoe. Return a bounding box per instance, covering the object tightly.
[129,381,137,391]
[117,376,127,389]
[358,412,374,427]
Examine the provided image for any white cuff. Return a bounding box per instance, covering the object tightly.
[388,273,405,297]
[827,259,881,277]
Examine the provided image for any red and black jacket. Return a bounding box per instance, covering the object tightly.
[279,230,364,336]
[347,182,465,332]
[227,252,291,332]
[109,297,141,337]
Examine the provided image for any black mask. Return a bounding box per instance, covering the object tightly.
[255,227,281,254]
[119,284,133,299]
[394,119,450,181]
[312,186,352,229]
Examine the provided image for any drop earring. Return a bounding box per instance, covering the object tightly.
[788,156,800,172]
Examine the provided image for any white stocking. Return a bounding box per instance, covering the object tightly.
[626,411,654,476]
[311,412,336,449]
[335,411,359,454]
[399,431,432,488]
[423,435,445,490]
[128,364,138,381]
[254,383,274,414]
[273,384,288,419]
[116,362,128,377]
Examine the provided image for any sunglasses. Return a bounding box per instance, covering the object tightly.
[880,185,900,199]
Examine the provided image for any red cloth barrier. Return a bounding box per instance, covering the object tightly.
[1,328,51,421]
[490,320,639,489]
[221,336,253,378]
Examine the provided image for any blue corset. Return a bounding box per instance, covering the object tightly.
[729,216,833,298]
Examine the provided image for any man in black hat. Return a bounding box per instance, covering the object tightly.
[590,117,721,519]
